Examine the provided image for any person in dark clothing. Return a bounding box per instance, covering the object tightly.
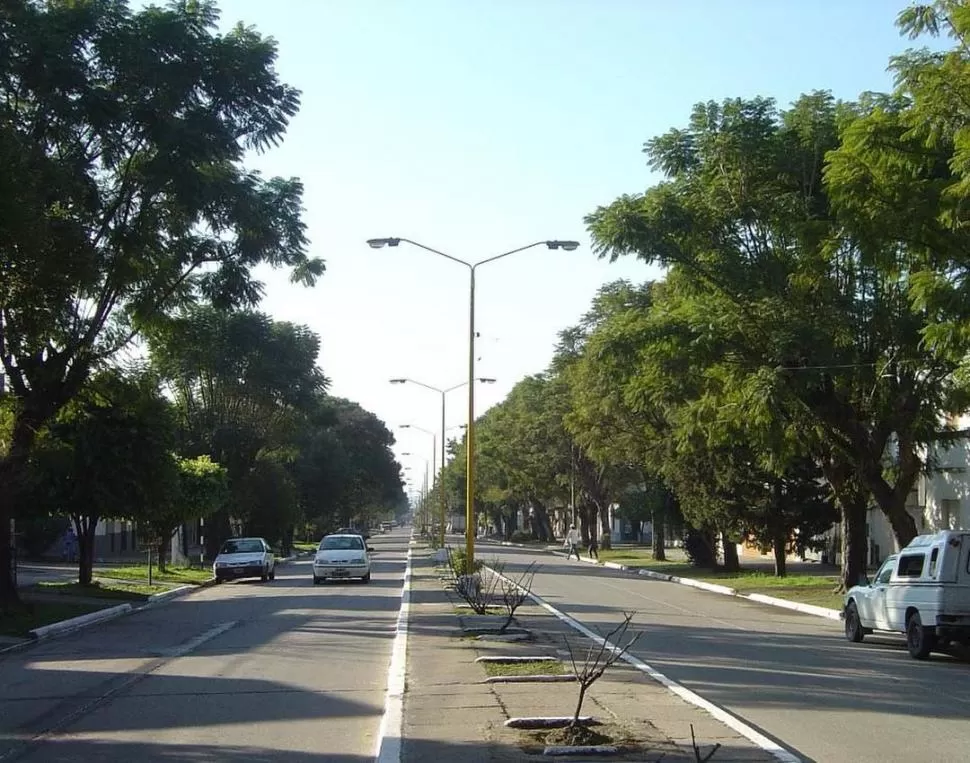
[587,534,599,561]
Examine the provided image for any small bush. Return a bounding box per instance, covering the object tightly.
[684,528,717,569]
[446,547,484,578]
[509,531,533,543]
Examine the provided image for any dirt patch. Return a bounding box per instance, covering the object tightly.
[543,724,614,747]
[517,720,668,757]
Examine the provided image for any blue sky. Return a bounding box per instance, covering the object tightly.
[210,0,916,492]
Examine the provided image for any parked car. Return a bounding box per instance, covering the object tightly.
[843,530,970,658]
[213,537,276,583]
[313,534,373,584]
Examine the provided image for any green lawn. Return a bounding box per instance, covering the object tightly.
[94,564,213,585]
[34,580,171,600]
[597,548,844,611]
[483,660,565,677]
[0,600,104,638]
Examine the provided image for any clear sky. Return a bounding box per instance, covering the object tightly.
[209,0,915,492]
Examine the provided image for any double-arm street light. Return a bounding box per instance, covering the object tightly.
[391,377,496,547]
[369,237,580,568]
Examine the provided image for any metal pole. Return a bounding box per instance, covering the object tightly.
[466,267,476,567]
[439,391,447,548]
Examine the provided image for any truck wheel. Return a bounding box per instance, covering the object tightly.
[906,611,935,659]
[844,601,864,643]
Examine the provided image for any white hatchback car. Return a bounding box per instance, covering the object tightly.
[313,534,372,584]
[213,537,276,583]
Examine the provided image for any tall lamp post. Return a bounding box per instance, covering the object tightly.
[369,237,579,568]
[392,378,495,547]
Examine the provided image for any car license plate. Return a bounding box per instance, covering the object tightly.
[332,569,349,577]
[231,569,243,576]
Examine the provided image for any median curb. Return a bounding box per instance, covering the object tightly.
[28,602,133,641]
[482,538,844,622]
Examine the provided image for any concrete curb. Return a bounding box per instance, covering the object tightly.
[484,539,843,622]
[28,602,133,641]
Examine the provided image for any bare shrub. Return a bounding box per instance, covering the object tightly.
[498,562,539,632]
[690,723,721,761]
[562,612,641,728]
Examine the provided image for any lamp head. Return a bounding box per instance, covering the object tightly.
[546,240,580,251]
[478,377,497,384]
[389,378,407,384]
[367,237,401,249]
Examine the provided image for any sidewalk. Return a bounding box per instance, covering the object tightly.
[402,546,779,761]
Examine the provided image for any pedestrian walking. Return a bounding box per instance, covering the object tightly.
[563,525,581,560]
[587,534,599,561]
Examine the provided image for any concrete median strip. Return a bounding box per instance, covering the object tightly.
[486,564,803,763]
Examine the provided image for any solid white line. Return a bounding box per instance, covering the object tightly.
[374,546,413,763]
[486,565,802,763]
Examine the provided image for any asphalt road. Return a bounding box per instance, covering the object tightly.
[0,532,409,762]
[479,542,970,763]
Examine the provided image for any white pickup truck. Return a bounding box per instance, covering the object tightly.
[842,530,970,659]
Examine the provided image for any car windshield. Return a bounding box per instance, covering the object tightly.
[220,539,263,554]
[320,536,364,551]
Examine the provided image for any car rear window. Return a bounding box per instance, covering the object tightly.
[320,536,364,551]
[220,539,263,554]
[897,553,925,578]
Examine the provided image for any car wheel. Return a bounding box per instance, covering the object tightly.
[844,601,864,643]
[260,566,269,582]
[269,565,276,581]
[312,576,321,585]
[362,572,371,583]
[906,611,935,659]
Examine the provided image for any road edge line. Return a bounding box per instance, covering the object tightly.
[374,542,413,763]
[486,565,802,763]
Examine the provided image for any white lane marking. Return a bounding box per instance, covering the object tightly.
[374,545,413,763]
[158,620,238,658]
[487,565,802,763]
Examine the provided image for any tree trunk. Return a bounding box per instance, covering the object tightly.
[204,507,232,560]
[156,539,168,572]
[0,415,39,610]
[571,682,589,728]
[859,445,920,548]
[652,506,666,561]
[578,505,591,544]
[840,497,868,593]
[597,503,612,551]
[75,516,98,586]
[822,459,871,593]
[772,534,787,577]
[721,533,740,573]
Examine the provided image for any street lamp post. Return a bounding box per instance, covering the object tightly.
[392,377,495,548]
[369,237,579,568]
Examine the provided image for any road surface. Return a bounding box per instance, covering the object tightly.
[480,542,970,763]
[0,533,408,762]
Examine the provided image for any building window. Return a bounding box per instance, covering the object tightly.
[941,499,959,530]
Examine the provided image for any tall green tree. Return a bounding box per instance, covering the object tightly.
[292,397,406,537]
[585,89,968,589]
[136,455,228,571]
[26,371,179,584]
[149,308,327,555]
[0,0,322,606]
